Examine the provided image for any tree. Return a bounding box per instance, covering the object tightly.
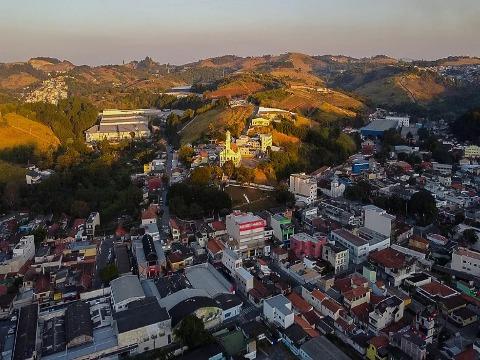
[408,190,438,226]
[2,181,20,209]
[100,263,119,285]
[462,229,478,245]
[70,200,90,218]
[178,145,195,167]
[275,184,295,206]
[31,227,47,246]
[222,160,235,178]
[234,166,254,184]
[174,315,212,349]
[190,166,212,186]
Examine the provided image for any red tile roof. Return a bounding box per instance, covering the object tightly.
[207,238,224,254]
[368,335,389,349]
[210,221,226,231]
[294,315,319,338]
[288,292,313,314]
[322,298,343,314]
[369,247,406,269]
[343,286,370,301]
[420,281,457,298]
[312,289,327,302]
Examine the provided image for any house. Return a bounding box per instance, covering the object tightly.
[322,242,349,274]
[207,238,225,263]
[271,213,295,246]
[271,247,288,262]
[0,235,36,275]
[263,294,294,329]
[169,218,181,241]
[25,166,53,185]
[222,248,242,276]
[368,247,416,287]
[85,212,100,239]
[449,307,478,327]
[235,267,254,296]
[214,293,243,322]
[141,205,158,225]
[366,336,389,360]
[343,286,371,310]
[368,295,404,334]
[302,287,344,320]
[287,292,313,314]
[291,233,327,259]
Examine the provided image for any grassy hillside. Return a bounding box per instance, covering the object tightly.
[252,87,362,123]
[179,105,254,145]
[355,72,447,106]
[0,113,60,151]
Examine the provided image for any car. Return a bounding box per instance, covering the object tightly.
[7,327,15,335]
[10,316,17,322]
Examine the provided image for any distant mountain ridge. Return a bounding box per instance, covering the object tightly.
[0,53,479,117]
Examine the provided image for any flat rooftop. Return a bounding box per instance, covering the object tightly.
[332,228,368,247]
[185,263,232,297]
[361,119,399,132]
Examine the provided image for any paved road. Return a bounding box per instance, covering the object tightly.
[93,235,114,288]
[159,144,174,241]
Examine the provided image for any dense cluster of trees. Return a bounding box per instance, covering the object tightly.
[168,182,231,219]
[451,107,480,144]
[269,125,358,179]
[174,315,213,349]
[0,97,98,144]
[1,149,142,224]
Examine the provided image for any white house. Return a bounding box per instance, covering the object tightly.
[222,248,242,276]
[263,294,294,329]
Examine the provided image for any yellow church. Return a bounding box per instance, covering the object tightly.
[219,131,242,167]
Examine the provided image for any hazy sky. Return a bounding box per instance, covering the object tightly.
[1,0,479,65]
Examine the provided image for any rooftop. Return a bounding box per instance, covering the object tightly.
[369,247,406,269]
[420,281,457,298]
[185,263,232,297]
[300,336,351,360]
[110,275,145,305]
[114,297,170,333]
[265,294,293,317]
[332,228,368,247]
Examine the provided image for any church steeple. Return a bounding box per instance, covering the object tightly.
[225,130,231,151]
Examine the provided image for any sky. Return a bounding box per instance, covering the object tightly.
[1,0,479,65]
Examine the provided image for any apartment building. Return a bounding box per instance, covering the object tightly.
[289,173,317,205]
[363,205,395,237]
[226,211,268,257]
[322,243,349,274]
[369,295,404,334]
[271,213,295,246]
[330,229,369,264]
[451,247,480,277]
